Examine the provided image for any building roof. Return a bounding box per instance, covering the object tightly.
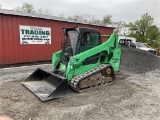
[0,9,115,28]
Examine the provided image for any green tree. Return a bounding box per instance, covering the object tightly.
[128,13,160,48]
[13,3,52,15]
[128,13,154,42]
[21,3,35,13]
[68,14,113,26]
[147,25,160,41]
[147,25,160,47]
[68,15,88,23]
[102,15,112,25]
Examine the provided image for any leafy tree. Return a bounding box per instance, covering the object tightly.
[68,14,101,25]
[68,15,88,23]
[128,13,154,42]
[90,19,102,25]
[21,3,35,13]
[147,25,160,47]
[102,15,112,25]
[13,3,52,15]
[68,14,113,26]
[147,25,160,41]
[128,13,160,48]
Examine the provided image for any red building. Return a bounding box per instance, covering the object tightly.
[0,9,114,65]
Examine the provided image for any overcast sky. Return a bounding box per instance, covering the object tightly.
[0,0,160,27]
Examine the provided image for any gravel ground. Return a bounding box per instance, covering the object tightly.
[0,63,160,120]
[121,47,160,74]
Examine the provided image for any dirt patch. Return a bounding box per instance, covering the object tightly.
[1,65,160,120]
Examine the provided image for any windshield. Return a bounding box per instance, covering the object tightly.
[63,30,79,55]
[136,42,147,48]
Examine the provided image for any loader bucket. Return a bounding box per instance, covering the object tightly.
[22,68,69,101]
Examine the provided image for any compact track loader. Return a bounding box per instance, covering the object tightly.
[22,27,121,101]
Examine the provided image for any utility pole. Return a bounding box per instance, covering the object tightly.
[0,4,2,9]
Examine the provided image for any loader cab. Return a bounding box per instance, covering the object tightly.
[79,31,101,53]
[62,27,102,62]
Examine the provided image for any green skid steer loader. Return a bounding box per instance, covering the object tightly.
[22,27,121,101]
